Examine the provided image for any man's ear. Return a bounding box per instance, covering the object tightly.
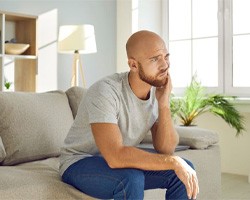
[128,58,138,72]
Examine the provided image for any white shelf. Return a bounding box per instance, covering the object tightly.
[2,54,37,59]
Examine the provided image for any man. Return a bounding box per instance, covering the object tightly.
[60,30,199,200]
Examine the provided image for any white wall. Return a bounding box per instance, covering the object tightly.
[116,0,132,73]
[138,0,162,34]
[116,0,162,72]
[0,0,116,91]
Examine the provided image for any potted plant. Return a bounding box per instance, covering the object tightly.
[4,77,13,90]
[170,76,245,136]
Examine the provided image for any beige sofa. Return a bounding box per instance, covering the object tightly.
[0,87,221,200]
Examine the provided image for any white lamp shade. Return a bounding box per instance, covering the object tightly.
[58,24,97,54]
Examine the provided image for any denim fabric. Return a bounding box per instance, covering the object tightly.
[62,156,193,200]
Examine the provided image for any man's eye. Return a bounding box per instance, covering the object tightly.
[151,57,158,62]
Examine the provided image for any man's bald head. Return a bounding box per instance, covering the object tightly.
[126,30,165,60]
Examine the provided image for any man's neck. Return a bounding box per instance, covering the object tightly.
[128,72,151,100]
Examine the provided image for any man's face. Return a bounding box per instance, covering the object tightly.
[137,49,170,87]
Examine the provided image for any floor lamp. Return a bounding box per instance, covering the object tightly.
[58,25,97,87]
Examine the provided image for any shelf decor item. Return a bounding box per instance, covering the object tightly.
[5,43,30,55]
[58,24,97,87]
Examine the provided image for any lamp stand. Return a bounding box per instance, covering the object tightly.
[71,50,86,87]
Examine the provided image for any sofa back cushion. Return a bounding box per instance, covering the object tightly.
[0,90,74,165]
[66,86,87,119]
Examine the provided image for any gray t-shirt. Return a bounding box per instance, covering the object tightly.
[59,72,158,176]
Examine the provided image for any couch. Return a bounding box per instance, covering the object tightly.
[0,87,221,200]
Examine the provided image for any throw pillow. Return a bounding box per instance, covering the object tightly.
[141,126,219,149]
[0,136,6,162]
[176,126,219,149]
[66,86,87,118]
[0,90,74,165]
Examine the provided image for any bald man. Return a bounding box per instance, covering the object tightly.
[60,30,199,200]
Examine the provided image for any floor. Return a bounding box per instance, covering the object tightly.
[221,173,250,200]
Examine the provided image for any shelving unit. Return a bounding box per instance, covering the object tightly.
[0,10,37,92]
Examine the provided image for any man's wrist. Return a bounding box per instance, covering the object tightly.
[159,154,177,169]
[158,106,171,115]
[158,106,172,123]
[158,101,170,110]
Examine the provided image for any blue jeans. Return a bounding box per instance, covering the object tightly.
[62,156,194,200]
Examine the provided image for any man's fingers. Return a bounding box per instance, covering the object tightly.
[184,180,192,199]
[183,173,192,199]
[192,174,199,199]
[188,174,193,199]
[174,157,199,199]
[187,173,199,199]
[184,172,199,199]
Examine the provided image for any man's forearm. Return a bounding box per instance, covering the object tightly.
[108,145,177,171]
[152,106,179,154]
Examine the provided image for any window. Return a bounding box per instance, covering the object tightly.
[163,0,250,97]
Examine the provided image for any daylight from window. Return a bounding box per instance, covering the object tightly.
[167,0,250,96]
[169,0,218,88]
[233,0,250,87]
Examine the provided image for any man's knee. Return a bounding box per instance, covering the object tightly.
[114,169,145,199]
[120,169,145,188]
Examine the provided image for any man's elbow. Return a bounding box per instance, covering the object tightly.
[164,147,176,155]
[102,152,125,169]
[106,159,121,169]
[154,145,175,155]
[155,138,179,155]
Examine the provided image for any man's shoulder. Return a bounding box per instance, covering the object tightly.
[88,72,128,95]
[81,73,129,117]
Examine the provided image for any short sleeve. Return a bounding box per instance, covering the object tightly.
[85,81,119,124]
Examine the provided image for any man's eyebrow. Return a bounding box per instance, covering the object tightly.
[149,53,170,59]
[149,54,161,60]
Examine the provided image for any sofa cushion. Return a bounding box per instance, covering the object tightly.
[0,90,74,165]
[0,157,95,200]
[176,126,219,149]
[66,86,87,119]
[141,126,219,149]
[0,136,6,162]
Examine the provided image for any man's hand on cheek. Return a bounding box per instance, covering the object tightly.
[155,74,172,109]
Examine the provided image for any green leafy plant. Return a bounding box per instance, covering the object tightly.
[4,78,12,90]
[170,76,245,136]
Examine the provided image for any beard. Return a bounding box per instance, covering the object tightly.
[138,62,168,87]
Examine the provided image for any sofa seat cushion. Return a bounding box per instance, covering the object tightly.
[0,157,95,200]
[0,90,74,165]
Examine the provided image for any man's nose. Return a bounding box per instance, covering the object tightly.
[160,57,169,70]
